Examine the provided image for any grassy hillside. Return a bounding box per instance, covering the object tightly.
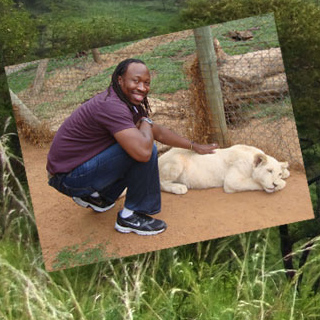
[27,0,186,58]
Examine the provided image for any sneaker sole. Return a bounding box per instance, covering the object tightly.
[114,222,166,236]
[72,197,115,213]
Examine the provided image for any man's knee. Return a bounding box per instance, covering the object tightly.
[151,144,158,161]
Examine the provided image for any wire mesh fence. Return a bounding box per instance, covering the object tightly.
[5,13,303,169]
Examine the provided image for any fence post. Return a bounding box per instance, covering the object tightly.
[32,58,49,96]
[193,26,229,147]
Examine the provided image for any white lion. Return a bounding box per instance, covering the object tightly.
[158,144,290,194]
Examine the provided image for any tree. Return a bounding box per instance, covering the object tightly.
[0,0,38,65]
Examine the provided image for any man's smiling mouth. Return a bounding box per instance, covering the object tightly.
[132,92,145,102]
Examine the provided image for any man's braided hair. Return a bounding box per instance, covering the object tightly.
[107,58,151,116]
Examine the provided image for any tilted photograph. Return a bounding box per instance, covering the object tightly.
[6,14,314,271]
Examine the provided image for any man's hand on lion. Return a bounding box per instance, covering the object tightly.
[192,142,219,155]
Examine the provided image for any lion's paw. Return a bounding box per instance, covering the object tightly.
[171,184,188,195]
[275,180,286,191]
[161,182,188,195]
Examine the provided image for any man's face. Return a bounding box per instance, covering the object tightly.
[118,62,151,106]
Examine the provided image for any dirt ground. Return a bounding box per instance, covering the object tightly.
[20,138,314,271]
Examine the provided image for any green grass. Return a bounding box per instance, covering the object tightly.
[42,0,182,46]
[6,0,181,93]
[142,57,191,94]
[243,97,295,122]
[3,214,320,319]
[151,36,197,58]
[212,14,280,55]
[99,40,138,54]
[7,55,91,94]
[1,123,320,318]
[72,0,181,36]
[52,240,118,271]
[6,66,37,94]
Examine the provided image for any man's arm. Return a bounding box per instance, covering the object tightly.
[152,123,218,154]
[114,118,218,162]
[114,120,154,162]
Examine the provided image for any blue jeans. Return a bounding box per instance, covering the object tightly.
[48,143,161,214]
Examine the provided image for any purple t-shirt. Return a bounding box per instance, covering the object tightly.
[46,87,146,175]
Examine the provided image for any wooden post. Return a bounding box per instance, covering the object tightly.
[32,58,49,96]
[9,89,41,128]
[193,26,229,147]
[91,48,102,64]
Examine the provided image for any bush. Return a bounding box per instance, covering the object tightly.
[48,16,117,55]
[0,0,38,65]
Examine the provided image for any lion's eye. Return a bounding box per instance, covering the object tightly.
[268,169,273,173]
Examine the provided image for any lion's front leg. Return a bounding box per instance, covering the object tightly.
[223,169,263,193]
[160,181,188,194]
[159,160,188,194]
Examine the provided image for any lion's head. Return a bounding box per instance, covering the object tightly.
[252,154,289,193]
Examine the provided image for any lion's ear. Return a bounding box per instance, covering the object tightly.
[254,153,267,167]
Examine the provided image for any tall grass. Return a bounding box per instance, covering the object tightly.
[0,118,35,240]
[1,117,320,318]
